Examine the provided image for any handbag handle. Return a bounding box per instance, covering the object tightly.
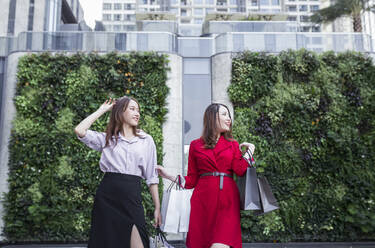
[167,176,182,192]
[244,149,256,168]
[156,227,168,243]
[167,177,179,191]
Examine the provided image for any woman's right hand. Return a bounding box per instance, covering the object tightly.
[98,98,116,112]
[157,165,175,181]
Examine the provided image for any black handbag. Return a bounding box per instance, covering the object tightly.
[237,150,262,210]
[237,149,279,215]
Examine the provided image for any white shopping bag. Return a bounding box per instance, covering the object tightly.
[178,189,193,233]
[150,228,175,248]
[160,180,194,233]
[161,188,182,233]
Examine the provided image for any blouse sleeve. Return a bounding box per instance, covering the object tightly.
[184,142,199,189]
[76,130,106,152]
[143,136,159,186]
[232,140,249,177]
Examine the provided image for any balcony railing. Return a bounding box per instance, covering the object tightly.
[215,32,373,53]
[1,31,178,56]
[203,21,300,34]
[0,31,373,57]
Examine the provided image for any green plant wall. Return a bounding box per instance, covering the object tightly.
[230,50,375,242]
[3,52,169,242]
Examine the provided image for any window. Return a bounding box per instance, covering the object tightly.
[230,8,238,12]
[260,0,269,6]
[312,26,321,32]
[217,8,227,11]
[103,14,112,21]
[114,3,122,10]
[171,7,179,13]
[181,9,188,16]
[181,19,191,23]
[114,25,122,31]
[206,8,215,13]
[125,3,135,9]
[230,0,237,5]
[103,3,111,10]
[171,0,179,4]
[194,0,203,4]
[310,5,319,12]
[142,0,148,4]
[105,25,112,31]
[251,0,258,6]
[124,14,131,21]
[194,18,203,24]
[288,5,296,11]
[271,0,279,5]
[114,14,122,21]
[194,8,203,15]
[217,0,227,5]
[301,26,310,32]
[300,15,309,22]
[299,5,307,11]
[287,15,296,21]
[206,0,214,4]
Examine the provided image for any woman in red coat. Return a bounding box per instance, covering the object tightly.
[158,103,254,248]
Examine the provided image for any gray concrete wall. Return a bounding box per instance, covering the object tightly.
[33,0,48,32]
[211,52,234,118]
[0,0,10,36]
[162,53,183,187]
[0,52,27,241]
[14,0,30,37]
[162,53,183,240]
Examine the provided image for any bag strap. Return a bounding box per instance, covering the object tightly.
[167,177,178,191]
[156,227,169,243]
[244,149,255,168]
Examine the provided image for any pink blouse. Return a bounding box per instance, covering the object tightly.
[77,130,159,186]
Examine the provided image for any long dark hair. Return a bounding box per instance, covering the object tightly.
[105,96,141,147]
[202,103,233,149]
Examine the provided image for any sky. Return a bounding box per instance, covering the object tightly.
[79,0,102,29]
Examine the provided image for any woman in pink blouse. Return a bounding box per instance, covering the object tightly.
[75,96,161,248]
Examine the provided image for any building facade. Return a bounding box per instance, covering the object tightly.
[0,0,85,37]
[101,0,325,33]
[283,0,321,32]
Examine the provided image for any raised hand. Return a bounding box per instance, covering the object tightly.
[98,98,116,112]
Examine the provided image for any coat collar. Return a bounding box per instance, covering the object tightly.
[194,135,232,169]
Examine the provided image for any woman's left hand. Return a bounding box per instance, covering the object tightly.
[239,142,255,155]
[153,209,162,227]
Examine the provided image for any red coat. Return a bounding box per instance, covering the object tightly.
[184,135,248,248]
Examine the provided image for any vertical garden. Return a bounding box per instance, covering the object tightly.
[230,50,375,242]
[3,52,169,242]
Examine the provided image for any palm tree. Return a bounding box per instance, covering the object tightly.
[310,0,375,32]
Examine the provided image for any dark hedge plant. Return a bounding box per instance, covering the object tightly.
[230,50,375,242]
[3,52,169,242]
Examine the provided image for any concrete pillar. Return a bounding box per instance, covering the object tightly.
[0,52,27,241]
[162,53,183,187]
[211,52,234,118]
[0,0,10,36]
[14,0,30,37]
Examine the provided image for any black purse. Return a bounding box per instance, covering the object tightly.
[237,149,280,215]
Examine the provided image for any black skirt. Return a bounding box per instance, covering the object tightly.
[88,172,149,248]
